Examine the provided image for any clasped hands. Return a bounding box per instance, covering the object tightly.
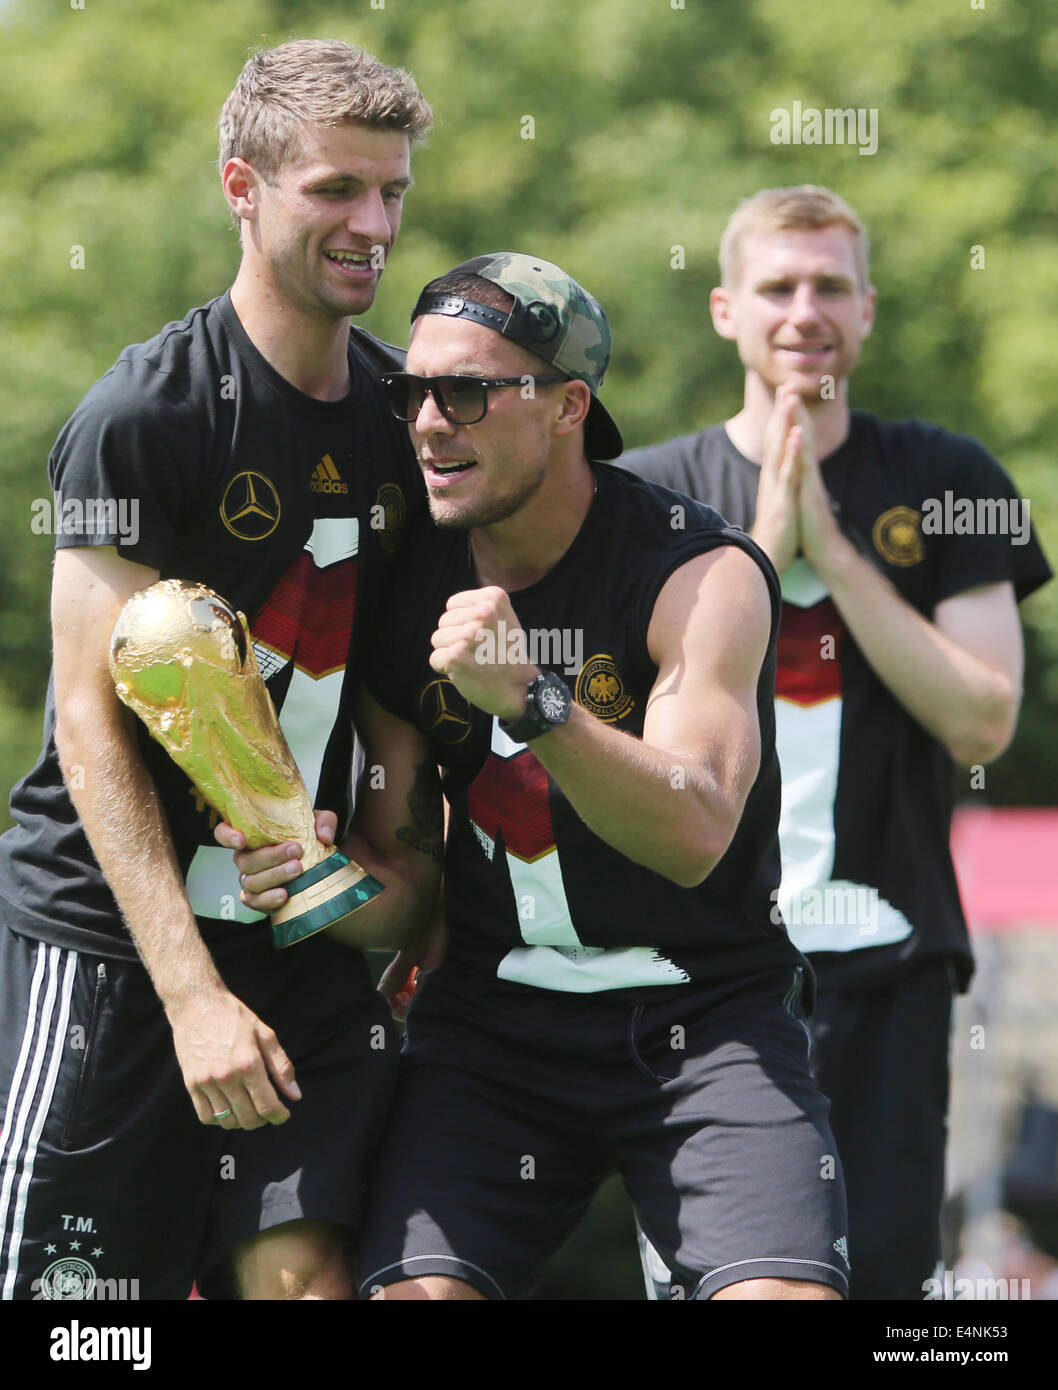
[752,383,844,574]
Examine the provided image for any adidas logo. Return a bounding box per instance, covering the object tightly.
[311,454,349,495]
[833,1236,850,1267]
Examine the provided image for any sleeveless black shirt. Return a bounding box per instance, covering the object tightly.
[370,463,808,997]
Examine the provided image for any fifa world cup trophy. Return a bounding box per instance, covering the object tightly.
[109,579,383,948]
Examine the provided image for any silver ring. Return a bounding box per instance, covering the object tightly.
[213,1108,233,1120]
[239,873,246,890]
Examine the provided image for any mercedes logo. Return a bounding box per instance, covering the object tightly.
[419,678,472,744]
[219,471,281,540]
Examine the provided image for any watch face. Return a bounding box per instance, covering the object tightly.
[537,676,571,723]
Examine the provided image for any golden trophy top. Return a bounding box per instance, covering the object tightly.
[109,579,327,866]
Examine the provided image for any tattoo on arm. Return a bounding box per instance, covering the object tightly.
[395,760,443,865]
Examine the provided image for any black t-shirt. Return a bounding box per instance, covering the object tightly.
[0,293,424,960]
[369,463,809,997]
[625,413,1052,991]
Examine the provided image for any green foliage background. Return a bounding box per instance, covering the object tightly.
[0,0,1055,1297]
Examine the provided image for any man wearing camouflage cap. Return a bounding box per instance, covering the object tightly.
[232,253,850,1300]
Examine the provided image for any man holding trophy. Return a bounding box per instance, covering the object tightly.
[0,41,433,1300]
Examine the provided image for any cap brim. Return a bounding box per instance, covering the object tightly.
[584,397,624,461]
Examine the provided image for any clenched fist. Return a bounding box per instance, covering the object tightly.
[430,587,540,720]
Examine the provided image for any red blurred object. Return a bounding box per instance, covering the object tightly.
[951,807,1058,931]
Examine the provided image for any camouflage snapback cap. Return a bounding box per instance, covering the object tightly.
[411,252,624,460]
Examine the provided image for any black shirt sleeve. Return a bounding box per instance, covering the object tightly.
[921,431,1052,605]
[48,358,210,573]
[622,433,709,495]
[622,428,760,534]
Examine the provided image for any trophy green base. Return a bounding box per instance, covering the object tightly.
[269,851,384,950]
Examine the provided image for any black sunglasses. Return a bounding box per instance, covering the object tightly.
[379,372,567,425]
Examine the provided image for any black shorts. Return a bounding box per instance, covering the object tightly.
[359,964,849,1300]
[809,958,954,1300]
[0,924,398,1300]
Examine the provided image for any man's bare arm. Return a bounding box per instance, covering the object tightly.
[532,548,769,885]
[813,552,1019,766]
[796,447,1023,765]
[52,546,299,1130]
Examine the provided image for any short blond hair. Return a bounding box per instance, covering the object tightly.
[719,185,870,290]
[218,39,432,181]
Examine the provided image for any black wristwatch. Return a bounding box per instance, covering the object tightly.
[500,673,573,743]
